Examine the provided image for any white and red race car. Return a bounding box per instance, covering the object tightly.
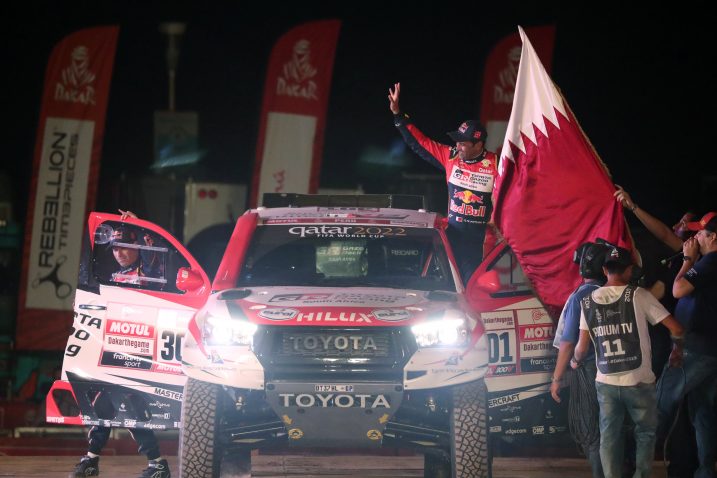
[46,194,565,478]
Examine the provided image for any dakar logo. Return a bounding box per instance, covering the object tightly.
[55,46,97,105]
[277,39,318,100]
[494,46,521,105]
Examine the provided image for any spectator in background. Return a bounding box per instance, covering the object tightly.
[551,241,608,478]
[614,186,700,477]
[574,246,684,478]
[662,213,717,478]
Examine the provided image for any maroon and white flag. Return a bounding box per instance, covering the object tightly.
[492,26,632,316]
[17,26,118,350]
[250,19,341,207]
[480,25,555,153]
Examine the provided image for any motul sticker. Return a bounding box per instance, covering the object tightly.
[519,324,554,341]
[105,319,154,338]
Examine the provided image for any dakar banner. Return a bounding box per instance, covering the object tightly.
[250,19,341,207]
[480,25,555,153]
[17,26,118,350]
[492,26,632,317]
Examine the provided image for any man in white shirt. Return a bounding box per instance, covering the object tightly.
[574,246,684,478]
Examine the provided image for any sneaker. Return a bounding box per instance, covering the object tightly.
[138,459,171,478]
[72,455,99,477]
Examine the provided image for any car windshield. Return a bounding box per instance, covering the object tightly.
[237,225,456,291]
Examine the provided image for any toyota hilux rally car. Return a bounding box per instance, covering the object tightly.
[46,194,567,478]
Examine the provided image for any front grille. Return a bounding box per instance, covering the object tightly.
[279,330,391,358]
[253,327,416,381]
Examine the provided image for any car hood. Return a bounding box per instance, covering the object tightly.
[206,286,467,327]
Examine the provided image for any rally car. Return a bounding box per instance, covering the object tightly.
[46,194,566,478]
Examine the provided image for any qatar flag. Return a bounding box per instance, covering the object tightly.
[492,26,632,317]
[480,25,555,154]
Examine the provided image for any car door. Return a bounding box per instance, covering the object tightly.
[466,243,569,442]
[46,212,211,429]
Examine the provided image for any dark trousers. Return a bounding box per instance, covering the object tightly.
[87,426,160,460]
[446,225,485,284]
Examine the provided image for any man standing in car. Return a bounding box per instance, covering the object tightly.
[388,82,497,284]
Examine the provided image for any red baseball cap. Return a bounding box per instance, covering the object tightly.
[686,212,717,232]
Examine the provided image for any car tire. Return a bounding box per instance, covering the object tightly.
[179,377,224,477]
[451,378,490,478]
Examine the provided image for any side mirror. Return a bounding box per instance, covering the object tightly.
[473,270,501,294]
[176,267,204,292]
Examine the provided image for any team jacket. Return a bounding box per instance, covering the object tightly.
[394,114,497,233]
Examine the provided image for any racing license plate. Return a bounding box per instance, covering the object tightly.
[314,384,355,393]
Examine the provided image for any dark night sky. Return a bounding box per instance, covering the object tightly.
[3,2,715,227]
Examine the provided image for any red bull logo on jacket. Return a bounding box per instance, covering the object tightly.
[453,189,483,204]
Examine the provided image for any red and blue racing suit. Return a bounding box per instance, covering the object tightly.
[394,114,497,282]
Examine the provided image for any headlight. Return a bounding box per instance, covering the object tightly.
[411,318,470,347]
[202,315,257,346]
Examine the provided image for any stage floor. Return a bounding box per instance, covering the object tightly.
[0,455,670,477]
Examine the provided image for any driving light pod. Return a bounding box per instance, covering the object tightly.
[203,315,257,346]
[411,318,470,347]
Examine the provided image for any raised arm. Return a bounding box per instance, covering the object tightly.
[614,185,683,252]
[673,236,700,298]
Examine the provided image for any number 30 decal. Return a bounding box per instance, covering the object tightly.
[160,331,184,362]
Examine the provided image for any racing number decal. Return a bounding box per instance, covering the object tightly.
[488,332,514,364]
[486,330,517,376]
[160,331,184,362]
